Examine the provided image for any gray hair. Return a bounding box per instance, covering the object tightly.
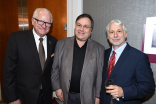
[32,8,53,23]
[106,20,127,35]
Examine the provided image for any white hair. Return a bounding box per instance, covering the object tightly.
[33,8,53,23]
[106,20,127,35]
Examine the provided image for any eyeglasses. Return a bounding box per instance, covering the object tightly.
[33,18,52,27]
[76,23,91,29]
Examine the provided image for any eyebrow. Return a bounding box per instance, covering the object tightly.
[34,18,51,24]
[77,23,90,26]
[39,19,51,24]
[110,29,123,31]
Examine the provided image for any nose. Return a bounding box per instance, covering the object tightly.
[42,23,46,28]
[114,32,118,37]
[80,26,84,30]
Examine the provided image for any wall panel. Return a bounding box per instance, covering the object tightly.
[0,0,19,101]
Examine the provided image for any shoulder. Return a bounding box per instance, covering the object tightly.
[57,36,74,45]
[47,34,57,42]
[89,38,105,50]
[9,30,31,40]
[124,44,149,61]
[11,29,30,35]
[105,48,111,56]
[105,48,111,52]
[54,36,74,50]
[128,45,146,56]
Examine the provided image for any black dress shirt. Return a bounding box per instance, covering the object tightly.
[69,38,88,93]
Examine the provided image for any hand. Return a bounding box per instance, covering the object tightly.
[9,99,21,104]
[95,97,100,104]
[56,89,64,102]
[106,85,124,98]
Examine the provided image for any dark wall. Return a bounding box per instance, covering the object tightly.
[84,0,156,104]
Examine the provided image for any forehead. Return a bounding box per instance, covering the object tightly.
[36,10,51,21]
[76,17,91,25]
[109,23,123,31]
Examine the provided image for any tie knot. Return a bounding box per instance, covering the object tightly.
[39,38,43,42]
[113,51,116,55]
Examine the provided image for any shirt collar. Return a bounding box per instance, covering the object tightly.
[74,37,88,48]
[111,42,127,56]
[33,28,46,40]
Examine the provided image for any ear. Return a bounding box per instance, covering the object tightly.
[106,34,109,39]
[32,18,35,25]
[90,28,93,32]
[125,33,127,38]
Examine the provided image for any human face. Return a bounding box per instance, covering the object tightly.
[107,23,127,50]
[74,17,92,42]
[32,10,51,37]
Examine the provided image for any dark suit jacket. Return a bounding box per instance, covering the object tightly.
[3,29,57,104]
[100,43,155,104]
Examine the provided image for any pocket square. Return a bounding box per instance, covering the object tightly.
[113,97,119,101]
[51,53,54,57]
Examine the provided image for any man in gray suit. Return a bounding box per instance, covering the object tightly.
[51,14,105,104]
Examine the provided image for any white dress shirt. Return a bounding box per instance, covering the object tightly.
[32,28,47,60]
[109,42,127,65]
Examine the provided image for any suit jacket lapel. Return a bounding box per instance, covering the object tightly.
[42,35,52,72]
[26,29,41,68]
[109,44,131,79]
[66,37,74,74]
[81,38,93,78]
[105,48,112,79]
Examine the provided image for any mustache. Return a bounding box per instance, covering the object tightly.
[78,31,85,33]
[112,38,120,40]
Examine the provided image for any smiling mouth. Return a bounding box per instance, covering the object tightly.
[78,31,85,34]
[112,38,120,42]
[40,28,47,31]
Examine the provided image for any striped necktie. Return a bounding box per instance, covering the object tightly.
[107,51,116,79]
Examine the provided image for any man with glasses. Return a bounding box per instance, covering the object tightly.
[51,13,105,104]
[3,8,57,104]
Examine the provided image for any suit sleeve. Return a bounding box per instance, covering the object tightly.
[3,33,19,103]
[95,46,105,98]
[122,54,155,100]
[51,41,61,91]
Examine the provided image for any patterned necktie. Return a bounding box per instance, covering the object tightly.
[39,38,45,71]
[107,51,116,79]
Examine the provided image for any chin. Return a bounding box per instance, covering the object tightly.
[40,31,47,34]
[112,41,125,47]
[76,37,83,41]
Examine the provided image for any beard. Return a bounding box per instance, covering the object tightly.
[110,37,126,47]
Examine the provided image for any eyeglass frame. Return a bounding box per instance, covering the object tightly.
[76,23,92,30]
[33,18,52,27]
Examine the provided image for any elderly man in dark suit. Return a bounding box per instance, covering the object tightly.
[51,13,105,104]
[100,20,155,104]
[3,8,57,104]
